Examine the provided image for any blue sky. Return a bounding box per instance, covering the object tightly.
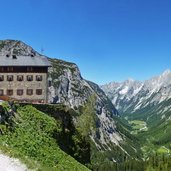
[0,0,171,84]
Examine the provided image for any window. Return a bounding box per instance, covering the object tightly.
[17,75,24,81]
[7,75,13,81]
[36,89,42,95]
[0,75,4,81]
[48,80,52,87]
[0,67,4,72]
[7,67,13,72]
[17,89,23,96]
[0,89,4,96]
[27,89,33,96]
[12,55,17,59]
[36,75,43,81]
[7,89,13,96]
[27,75,33,81]
[27,67,33,72]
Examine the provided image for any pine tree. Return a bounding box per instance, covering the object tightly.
[77,94,97,139]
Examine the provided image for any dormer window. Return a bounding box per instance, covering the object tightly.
[0,75,4,81]
[12,55,17,59]
[7,75,13,81]
[17,75,23,81]
[36,75,42,81]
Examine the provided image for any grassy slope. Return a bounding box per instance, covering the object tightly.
[0,104,89,171]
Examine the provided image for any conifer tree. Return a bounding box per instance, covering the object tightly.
[77,94,97,139]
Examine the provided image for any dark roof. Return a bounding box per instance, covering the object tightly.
[0,55,51,67]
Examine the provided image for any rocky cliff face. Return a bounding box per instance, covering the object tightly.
[0,40,125,150]
[48,58,122,146]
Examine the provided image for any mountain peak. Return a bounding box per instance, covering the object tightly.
[0,39,40,56]
[127,78,134,82]
[161,69,171,77]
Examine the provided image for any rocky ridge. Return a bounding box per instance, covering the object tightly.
[101,69,171,115]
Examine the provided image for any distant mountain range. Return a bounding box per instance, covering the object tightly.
[101,69,171,115]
